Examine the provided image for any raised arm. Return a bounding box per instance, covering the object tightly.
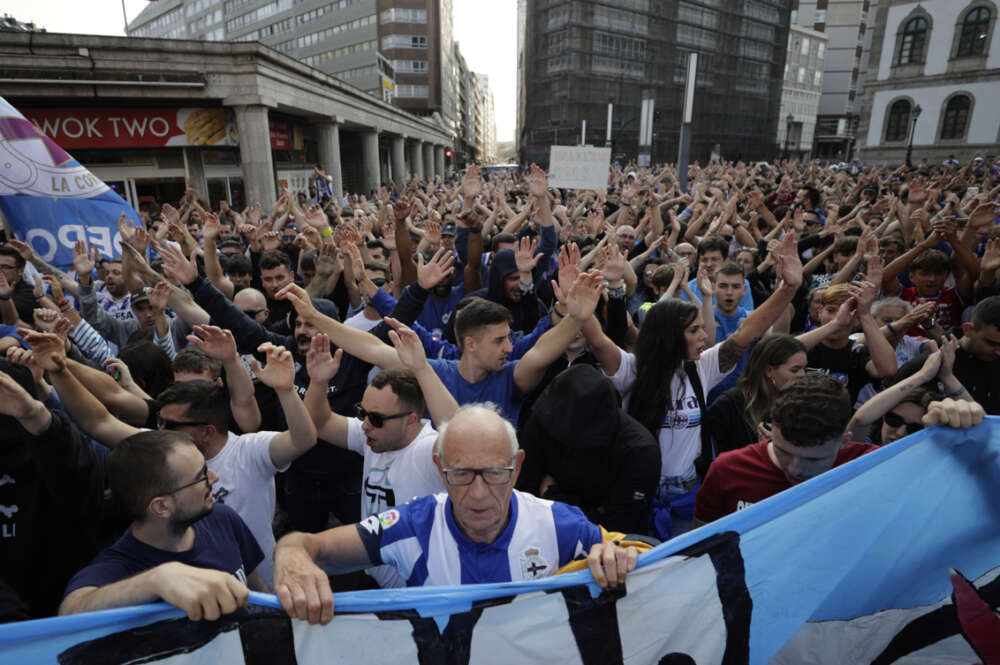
[201,213,236,300]
[250,342,317,468]
[187,325,261,433]
[514,271,606,394]
[385,317,458,425]
[21,330,140,447]
[277,283,401,370]
[303,334,349,445]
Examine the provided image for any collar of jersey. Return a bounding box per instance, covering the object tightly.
[443,491,519,550]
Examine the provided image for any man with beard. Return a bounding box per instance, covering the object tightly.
[256,250,298,334]
[59,430,267,619]
[94,259,133,320]
[26,331,315,588]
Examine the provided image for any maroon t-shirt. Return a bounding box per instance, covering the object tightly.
[694,440,878,522]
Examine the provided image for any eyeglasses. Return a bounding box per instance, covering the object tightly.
[883,411,923,435]
[157,414,211,430]
[440,466,515,486]
[371,277,387,287]
[0,264,18,272]
[242,308,264,318]
[143,464,211,511]
[354,403,410,428]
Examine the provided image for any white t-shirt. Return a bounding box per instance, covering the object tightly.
[344,309,382,332]
[608,342,725,479]
[345,417,444,587]
[206,431,288,588]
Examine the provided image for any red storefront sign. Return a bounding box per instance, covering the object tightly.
[22,107,237,148]
[269,117,303,150]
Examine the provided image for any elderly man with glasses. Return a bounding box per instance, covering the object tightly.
[272,404,638,626]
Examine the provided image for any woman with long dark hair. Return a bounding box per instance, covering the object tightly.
[582,234,805,538]
[706,334,807,455]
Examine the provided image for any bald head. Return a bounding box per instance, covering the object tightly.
[234,287,266,310]
[435,404,517,466]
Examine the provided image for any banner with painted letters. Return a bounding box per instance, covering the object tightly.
[0,418,998,664]
[0,96,139,267]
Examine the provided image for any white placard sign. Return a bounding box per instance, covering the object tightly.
[547,146,611,190]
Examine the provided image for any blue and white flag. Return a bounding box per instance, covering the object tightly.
[0,419,998,664]
[0,96,136,266]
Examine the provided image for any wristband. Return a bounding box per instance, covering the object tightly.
[0,295,10,301]
[885,322,897,336]
[519,280,535,295]
[320,226,334,237]
[552,304,567,318]
[941,385,966,398]
[608,285,626,299]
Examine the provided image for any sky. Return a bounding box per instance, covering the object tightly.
[4,0,517,142]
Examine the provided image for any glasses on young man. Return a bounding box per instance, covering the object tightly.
[440,466,515,486]
[883,411,923,435]
[142,464,211,510]
[354,403,410,428]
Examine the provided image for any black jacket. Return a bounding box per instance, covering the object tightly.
[0,392,103,620]
[516,365,659,534]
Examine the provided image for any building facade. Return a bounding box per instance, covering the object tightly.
[793,0,878,160]
[858,0,999,164]
[0,32,451,214]
[476,74,498,164]
[127,0,459,141]
[518,0,793,167]
[778,24,828,159]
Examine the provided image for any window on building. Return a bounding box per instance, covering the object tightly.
[380,8,427,23]
[957,7,991,57]
[940,95,971,139]
[801,36,810,55]
[885,99,911,142]
[797,66,806,83]
[817,42,825,58]
[813,70,822,86]
[898,17,928,64]
[382,34,427,49]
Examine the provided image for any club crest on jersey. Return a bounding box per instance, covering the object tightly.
[519,547,549,579]
[378,509,400,529]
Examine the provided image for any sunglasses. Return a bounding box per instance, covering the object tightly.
[157,415,211,430]
[355,403,410,428]
[242,308,264,317]
[883,411,923,435]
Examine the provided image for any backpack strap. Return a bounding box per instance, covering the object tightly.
[684,361,714,480]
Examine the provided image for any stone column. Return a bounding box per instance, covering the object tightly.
[182,147,209,202]
[315,119,343,201]
[422,143,434,183]
[434,145,445,179]
[361,129,381,195]
[233,105,276,210]
[410,140,424,180]
[391,136,406,184]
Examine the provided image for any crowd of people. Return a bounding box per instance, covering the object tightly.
[0,155,995,626]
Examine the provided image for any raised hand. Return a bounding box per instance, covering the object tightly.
[461,164,482,203]
[157,242,199,286]
[834,296,859,330]
[32,308,60,333]
[305,204,330,230]
[424,217,442,247]
[969,201,1000,228]
[697,266,713,298]
[187,324,239,361]
[148,281,172,312]
[6,346,44,387]
[202,212,222,243]
[981,237,1000,275]
[251,342,295,391]
[385,317,427,372]
[6,239,35,263]
[602,243,626,284]
[260,231,281,252]
[865,254,885,287]
[774,233,803,289]
[104,357,139,390]
[18,329,67,373]
[305,334,343,382]
[527,163,548,199]
[416,247,456,290]
[0,366,43,420]
[31,274,45,300]
[73,239,95,278]
[514,236,541,274]
[160,203,180,226]
[564,270,607,321]
[276,283,320,322]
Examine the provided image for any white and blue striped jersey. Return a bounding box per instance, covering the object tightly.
[355,490,602,586]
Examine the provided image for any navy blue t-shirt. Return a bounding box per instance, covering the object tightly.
[64,503,263,596]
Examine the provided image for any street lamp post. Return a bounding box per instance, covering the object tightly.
[784,114,794,160]
[905,104,922,169]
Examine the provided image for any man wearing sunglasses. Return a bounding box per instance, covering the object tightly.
[60,431,267,620]
[273,405,637,626]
